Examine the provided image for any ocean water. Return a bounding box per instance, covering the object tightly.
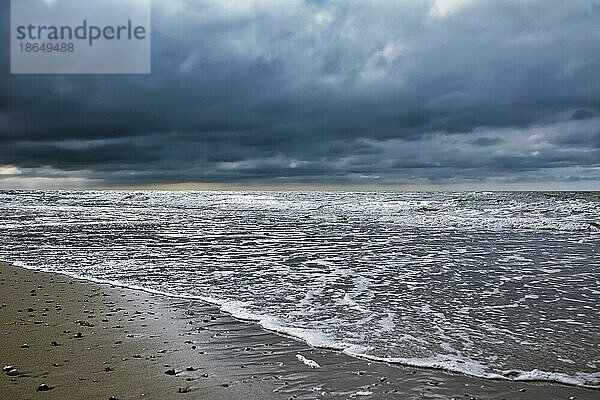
[0,190,599,388]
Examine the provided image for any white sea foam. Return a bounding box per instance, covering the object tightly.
[378,313,395,332]
[220,301,348,350]
[502,369,600,388]
[346,351,600,388]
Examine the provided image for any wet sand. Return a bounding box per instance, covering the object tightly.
[1,262,597,400]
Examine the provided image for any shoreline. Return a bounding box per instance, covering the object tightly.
[1,262,597,400]
[10,262,599,390]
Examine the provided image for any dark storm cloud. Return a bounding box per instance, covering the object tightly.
[1,0,599,188]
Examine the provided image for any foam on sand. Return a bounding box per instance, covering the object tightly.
[296,354,321,368]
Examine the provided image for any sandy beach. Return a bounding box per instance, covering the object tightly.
[1,261,597,400]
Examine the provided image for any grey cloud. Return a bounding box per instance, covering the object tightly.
[0,0,599,188]
[470,137,504,147]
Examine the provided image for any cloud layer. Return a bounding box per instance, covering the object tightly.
[1,0,599,188]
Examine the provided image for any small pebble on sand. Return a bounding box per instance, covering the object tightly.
[37,383,52,392]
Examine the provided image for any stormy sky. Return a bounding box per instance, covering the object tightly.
[1,0,599,189]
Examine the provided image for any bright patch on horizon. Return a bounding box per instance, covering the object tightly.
[0,166,21,175]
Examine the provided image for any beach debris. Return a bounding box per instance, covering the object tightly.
[185,366,195,371]
[51,341,60,346]
[75,319,95,327]
[21,343,30,348]
[164,368,177,375]
[178,387,191,393]
[37,383,52,391]
[6,368,19,376]
[108,396,119,400]
[296,354,321,368]
[3,365,14,372]
[104,367,113,372]
[133,354,142,358]
[74,332,83,338]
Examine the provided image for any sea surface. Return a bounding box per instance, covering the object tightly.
[0,190,599,387]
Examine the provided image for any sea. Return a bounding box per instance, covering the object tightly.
[0,190,598,388]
